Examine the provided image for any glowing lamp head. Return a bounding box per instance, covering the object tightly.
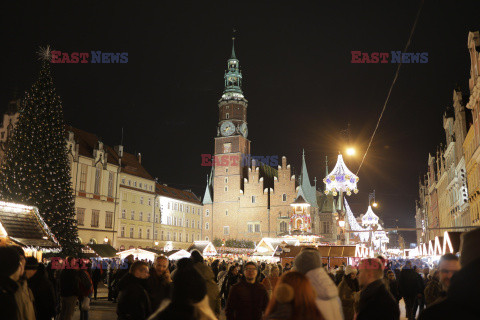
[104,237,108,243]
[154,241,159,246]
[339,220,345,228]
[372,202,378,208]
[346,147,356,156]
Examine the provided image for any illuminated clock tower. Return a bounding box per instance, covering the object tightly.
[210,37,251,240]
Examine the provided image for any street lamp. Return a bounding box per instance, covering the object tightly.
[346,147,355,156]
[104,237,108,244]
[154,241,159,246]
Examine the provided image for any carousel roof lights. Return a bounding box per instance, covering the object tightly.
[323,154,359,195]
[362,206,379,226]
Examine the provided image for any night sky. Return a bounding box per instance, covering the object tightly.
[2,0,480,243]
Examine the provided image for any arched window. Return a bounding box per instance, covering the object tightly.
[282,194,287,202]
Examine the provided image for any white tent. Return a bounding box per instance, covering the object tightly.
[116,248,157,262]
[167,249,191,260]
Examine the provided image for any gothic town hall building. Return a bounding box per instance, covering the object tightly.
[201,41,338,244]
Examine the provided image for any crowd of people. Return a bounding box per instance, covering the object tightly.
[0,226,479,320]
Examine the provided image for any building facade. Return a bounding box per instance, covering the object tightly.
[202,41,337,244]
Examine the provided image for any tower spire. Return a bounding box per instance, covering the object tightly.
[231,36,237,60]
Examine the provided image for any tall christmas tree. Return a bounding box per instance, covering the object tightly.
[0,47,80,255]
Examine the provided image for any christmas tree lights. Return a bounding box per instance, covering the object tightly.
[0,50,80,256]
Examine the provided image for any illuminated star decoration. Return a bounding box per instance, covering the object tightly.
[323,154,359,196]
[37,45,52,62]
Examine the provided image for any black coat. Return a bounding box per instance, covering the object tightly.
[225,279,269,320]
[59,269,79,297]
[146,268,171,310]
[116,273,152,320]
[418,257,480,320]
[398,268,422,298]
[27,266,56,320]
[0,275,19,320]
[356,279,400,320]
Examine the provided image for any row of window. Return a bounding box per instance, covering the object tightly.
[123,192,153,206]
[120,226,200,242]
[167,202,202,215]
[165,216,201,229]
[79,164,115,197]
[77,208,113,229]
[121,178,154,191]
[121,209,159,223]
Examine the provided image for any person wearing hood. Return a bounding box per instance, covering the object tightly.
[338,265,358,320]
[191,250,221,317]
[148,258,216,320]
[116,260,152,320]
[293,248,344,320]
[25,257,56,320]
[0,246,22,320]
[419,227,480,320]
[265,271,323,320]
[356,258,399,320]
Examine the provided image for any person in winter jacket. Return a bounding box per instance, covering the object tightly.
[419,227,480,320]
[148,258,216,320]
[78,263,93,320]
[261,265,280,296]
[59,257,80,320]
[398,260,422,320]
[423,270,441,307]
[0,246,22,320]
[334,266,345,286]
[220,265,240,305]
[191,250,221,317]
[25,257,56,320]
[356,258,399,320]
[338,266,358,320]
[117,261,152,320]
[264,271,323,320]
[146,255,172,311]
[11,246,35,320]
[226,261,269,320]
[386,270,401,303]
[293,248,344,320]
[113,254,134,302]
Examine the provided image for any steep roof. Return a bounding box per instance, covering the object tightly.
[0,201,58,248]
[297,150,318,207]
[155,183,202,205]
[67,126,153,180]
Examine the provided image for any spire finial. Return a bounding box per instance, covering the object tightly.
[302,149,305,157]
[231,28,237,59]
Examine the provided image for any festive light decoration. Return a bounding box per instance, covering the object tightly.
[324,154,359,195]
[362,206,379,227]
[0,57,80,255]
[344,199,369,242]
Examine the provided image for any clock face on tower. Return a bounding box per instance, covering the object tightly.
[220,121,235,136]
[240,123,248,138]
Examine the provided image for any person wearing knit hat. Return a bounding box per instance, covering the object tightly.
[419,227,480,320]
[293,248,343,320]
[338,265,359,320]
[0,246,22,320]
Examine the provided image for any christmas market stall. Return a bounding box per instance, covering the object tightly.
[278,244,359,268]
[165,249,191,260]
[0,201,59,260]
[187,241,217,256]
[409,231,462,265]
[82,243,118,259]
[116,247,158,262]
